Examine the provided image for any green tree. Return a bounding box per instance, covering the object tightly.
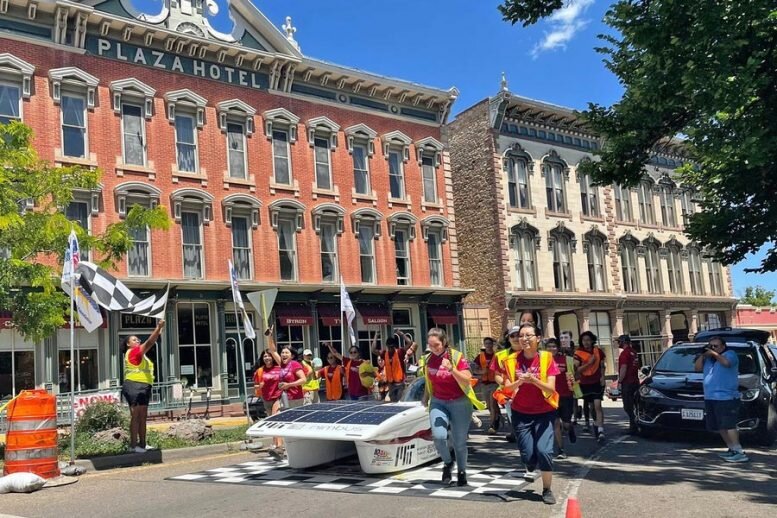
[499,1,777,273]
[739,286,776,306]
[0,122,170,342]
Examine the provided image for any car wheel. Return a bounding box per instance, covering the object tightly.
[637,425,656,439]
[755,406,777,447]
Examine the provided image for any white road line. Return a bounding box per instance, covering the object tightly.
[551,435,629,518]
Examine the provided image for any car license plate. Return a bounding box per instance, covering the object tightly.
[681,408,704,420]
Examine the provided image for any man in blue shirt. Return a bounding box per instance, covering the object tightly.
[694,336,748,462]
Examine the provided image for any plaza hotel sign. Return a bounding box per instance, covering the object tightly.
[86,36,270,90]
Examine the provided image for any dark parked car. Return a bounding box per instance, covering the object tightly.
[694,327,771,345]
[635,339,777,445]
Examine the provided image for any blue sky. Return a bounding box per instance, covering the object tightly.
[133,0,775,295]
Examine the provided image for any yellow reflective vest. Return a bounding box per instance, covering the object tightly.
[419,348,487,411]
[124,349,154,385]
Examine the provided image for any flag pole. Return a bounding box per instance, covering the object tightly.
[233,305,252,425]
[69,264,76,464]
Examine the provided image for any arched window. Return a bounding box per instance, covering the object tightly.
[171,189,214,280]
[584,229,607,292]
[665,238,685,294]
[658,177,676,227]
[352,208,383,284]
[503,144,533,210]
[619,234,640,293]
[542,150,569,214]
[270,200,306,282]
[613,183,633,222]
[578,162,600,217]
[510,220,539,291]
[388,212,417,286]
[115,182,162,277]
[688,246,705,295]
[223,194,262,280]
[421,216,449,287]
[0,53,34,124]
[706,258,724,296]
[312,204,345,283]
[637,179,656,225]
[549,223,576,291]
[643,237,663,294]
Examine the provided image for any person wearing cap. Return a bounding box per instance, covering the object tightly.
[301,349,320,405]
[617,335,640,434]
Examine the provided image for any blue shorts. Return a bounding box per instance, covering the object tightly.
[705,399,740,432]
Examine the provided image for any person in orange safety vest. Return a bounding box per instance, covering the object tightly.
[471,337,500,434]
[371,330,418,402]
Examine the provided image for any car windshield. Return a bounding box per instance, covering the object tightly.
[654,346,758,375]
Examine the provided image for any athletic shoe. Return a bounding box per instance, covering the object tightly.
[133,446,147,454]
[442,463,453,485]
[556,449,567,459]
[143,445,157,451]
[457,470,468,487]
[597,432,606,443]
[487,427,497,435]
[717,449,736,459]
[268,447,284,461]
[723,452,750,463]
[542,488,557,505]
[472,415,483,428]
[568,426,577,444]
[523,468,540,482]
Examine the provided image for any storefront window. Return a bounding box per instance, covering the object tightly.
[275,323,306,358]
[178,302,212,388]
[589,312,613,374]
[0,351,35,399]
[58,349,98,393]
[624,311,663,368]
[318,323,342,357]
[119,314,163,384]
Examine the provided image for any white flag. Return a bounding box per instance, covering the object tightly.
[229,260,255,340]
[340,276,356,346]
[61,231,103,332]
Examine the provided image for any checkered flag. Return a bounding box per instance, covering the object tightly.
[75,261,169,319]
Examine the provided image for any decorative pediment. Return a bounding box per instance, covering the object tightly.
[547,221,576,252]
[420,215,450,242]
[352,208,383,238]
[263,108,299,141]
[170,188,214,222]
[217,99,256,134]
[510,218,541,250]
[311,203,345,234]
[0,53,35,97]
[48,67,99,108]
[222,193,261,228]
[388,211,418,240]
[110,78,155,117]
[503,142,534,173]
[345,124,377,156]
[382,131,412,161]
[582,225,608,253]
[164,89,207,126]
[541,149,570,179]
[269,199,305,231]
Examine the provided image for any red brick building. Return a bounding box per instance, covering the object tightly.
[0,0,465,402]
[736,306,777,343]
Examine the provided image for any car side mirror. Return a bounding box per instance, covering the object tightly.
[640,366,651,376]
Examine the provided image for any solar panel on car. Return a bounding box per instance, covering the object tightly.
[337,412,397,425]
[264,410,312,422]
[295,411,354,423]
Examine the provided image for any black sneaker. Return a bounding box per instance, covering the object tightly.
[556,449,567,459]
[542,488,556,505]
[457,470,467,486]
[568,425,577,443]
[441,463,453,485]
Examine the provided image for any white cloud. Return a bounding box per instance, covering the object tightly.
[531,0,595,59]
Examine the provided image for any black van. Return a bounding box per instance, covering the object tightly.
[635,332,777,445]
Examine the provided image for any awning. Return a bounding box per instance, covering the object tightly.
[317,304,341,326]
[357,304,392,325]
[276,304,314,326]
[427,306,459,325]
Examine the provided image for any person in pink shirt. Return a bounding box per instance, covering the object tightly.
[421,327,480,487]
[253,350,283,451]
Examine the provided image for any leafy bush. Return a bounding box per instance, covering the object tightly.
[75,402,129,435]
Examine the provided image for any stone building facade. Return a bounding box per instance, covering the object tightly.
[449,85,737,372]
[0,0,467,403]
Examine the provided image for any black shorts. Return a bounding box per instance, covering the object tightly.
[580,383,604,403]
[705,399,740,432]
[122,380,152,406]
[557,396,574,423]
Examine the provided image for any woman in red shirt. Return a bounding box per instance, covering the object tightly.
[253,350,283,451]
[264,327,306,459]
[326,342,373,400]
[493,323,560,505]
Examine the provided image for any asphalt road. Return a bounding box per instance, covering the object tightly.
[1,407,775,518]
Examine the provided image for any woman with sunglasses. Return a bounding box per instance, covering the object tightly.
[326,342,374,400]
[317,344,344,401]
[420,327,486,486]
[253,349,283,452]
[493,323,560,505]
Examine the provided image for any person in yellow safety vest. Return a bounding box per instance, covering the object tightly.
[121,319,165,454]
[471,337,500,434]
[301,349,321,405]
[370,330,418,402]
[419,327,486,488]
[493,323,560,506]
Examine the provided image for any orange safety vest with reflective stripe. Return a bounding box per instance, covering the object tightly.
[384,349,405,383]
[495,349,559,409]
[253,367,264,396]
[575,348,602,377]
[321,365,343,400]
[477,352,496,383]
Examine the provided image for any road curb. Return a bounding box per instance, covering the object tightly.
[73,437,272,471]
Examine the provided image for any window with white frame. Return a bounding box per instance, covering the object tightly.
[61,94,87,158]
[637,180,656,225]
[421,154,438,204]
[181,211,203,279]
[667,244,684,294]
[0,54,34,124]
[586,233,606,292]
[231,216,252,280]
[707,259,724,296]
[388,149,405,200]
[680,188,696,225]
[688,247,705,295]
[427,230,443,287]
[579,170,600,217]
[272,129,291,185]
[550,230,574,291]
[319,221,339,283]
[511,225,538,290]
[218,99,255,180]
[658,181,676,227]
[645,243,663,294]
[620,238,640,293]
[544,154,568,213]
[65,191,99,261]
[314,137,332,190]
[175,113,198,173]
[111,79,155,167]
[128,225,150,277]
[277,216,298,281]
[614,184,633,222]
[394,228,411,286]
[353,143,370,195]
[312,204,344,283]
[177,302,213,388]
[506,155,531,209]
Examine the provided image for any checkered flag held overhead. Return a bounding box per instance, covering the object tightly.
[75,261,169,319]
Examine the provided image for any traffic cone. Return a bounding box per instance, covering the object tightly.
[566,497,582,518]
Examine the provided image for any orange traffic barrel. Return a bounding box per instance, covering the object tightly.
[3,389,60,479]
